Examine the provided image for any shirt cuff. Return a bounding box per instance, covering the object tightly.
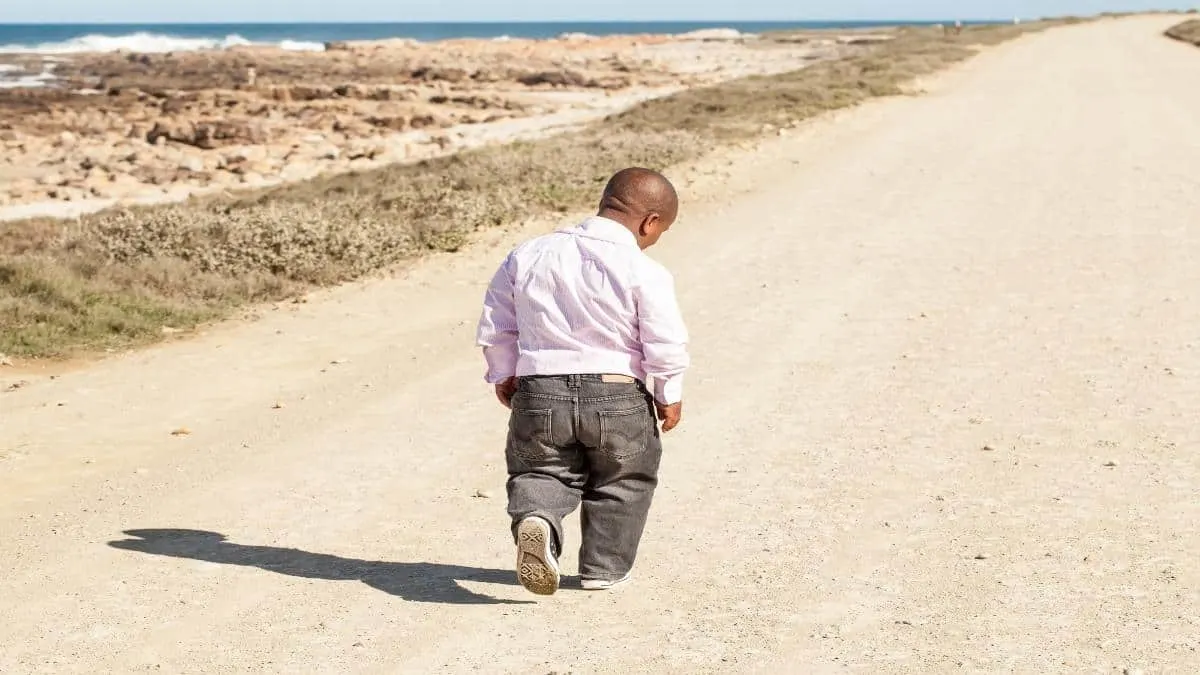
[483,345,518,384]
[654,375,684,406]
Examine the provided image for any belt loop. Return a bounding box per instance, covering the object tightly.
[569,374,581,388]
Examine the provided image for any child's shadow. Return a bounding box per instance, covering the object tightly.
[109,529,530,605]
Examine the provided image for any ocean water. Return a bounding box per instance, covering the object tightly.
[0,20,989,54]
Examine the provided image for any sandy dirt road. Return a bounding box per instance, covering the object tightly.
[2,15,1199,674]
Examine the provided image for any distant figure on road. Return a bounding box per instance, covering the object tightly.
[475,167,690,596]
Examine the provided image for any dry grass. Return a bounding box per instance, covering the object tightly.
[1,21,1075,359]
[1165,18,1200,46]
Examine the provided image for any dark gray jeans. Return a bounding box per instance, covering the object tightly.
[505,374,664,582]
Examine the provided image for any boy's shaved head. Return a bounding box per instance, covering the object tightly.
[599,167,679,225]
[596,168,679,250]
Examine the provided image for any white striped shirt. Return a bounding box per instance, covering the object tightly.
[475,216,690,405]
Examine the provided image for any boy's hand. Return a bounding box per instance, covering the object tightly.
[655,401,682,433]
[495,377,517,408]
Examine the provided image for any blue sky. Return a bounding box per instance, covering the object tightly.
[0,0,1194,23]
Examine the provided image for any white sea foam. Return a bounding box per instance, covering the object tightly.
[0,62,57,89]
[0,32,326,55]
[678,28,753,40]
[278,39,325,52]
[0,70,56,88]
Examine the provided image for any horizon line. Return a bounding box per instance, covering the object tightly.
[0,18,1031,26]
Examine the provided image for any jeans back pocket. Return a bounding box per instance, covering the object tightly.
[509,407,554,462]
[597,406,651,461]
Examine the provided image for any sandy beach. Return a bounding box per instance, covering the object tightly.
[0,28,873,221]
[1,14,1198,673]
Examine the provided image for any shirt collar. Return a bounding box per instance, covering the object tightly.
[575,216,640,249]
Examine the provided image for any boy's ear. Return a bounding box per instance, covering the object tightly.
[640,212,661,235]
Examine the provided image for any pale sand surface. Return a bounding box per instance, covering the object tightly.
[1,15,1198,674]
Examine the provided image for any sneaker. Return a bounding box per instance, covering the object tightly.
[580,572,632,591]
[516,517,560,596]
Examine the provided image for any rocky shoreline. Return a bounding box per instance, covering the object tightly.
[0,30,875,221]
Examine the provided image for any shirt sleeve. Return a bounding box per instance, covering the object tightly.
[475,253,519,384]
[636,261,690,405]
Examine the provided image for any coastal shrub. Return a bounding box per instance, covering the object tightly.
[1165,19,1200,46]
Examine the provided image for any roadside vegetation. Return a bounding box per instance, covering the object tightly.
[1165,18,1200,46]
[1,19,1080,359]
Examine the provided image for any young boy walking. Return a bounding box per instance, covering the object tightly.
[475,167,690,595]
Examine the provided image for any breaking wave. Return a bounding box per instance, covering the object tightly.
[0,32,326,54]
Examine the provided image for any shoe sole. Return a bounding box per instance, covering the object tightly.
[516,518,560,596]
